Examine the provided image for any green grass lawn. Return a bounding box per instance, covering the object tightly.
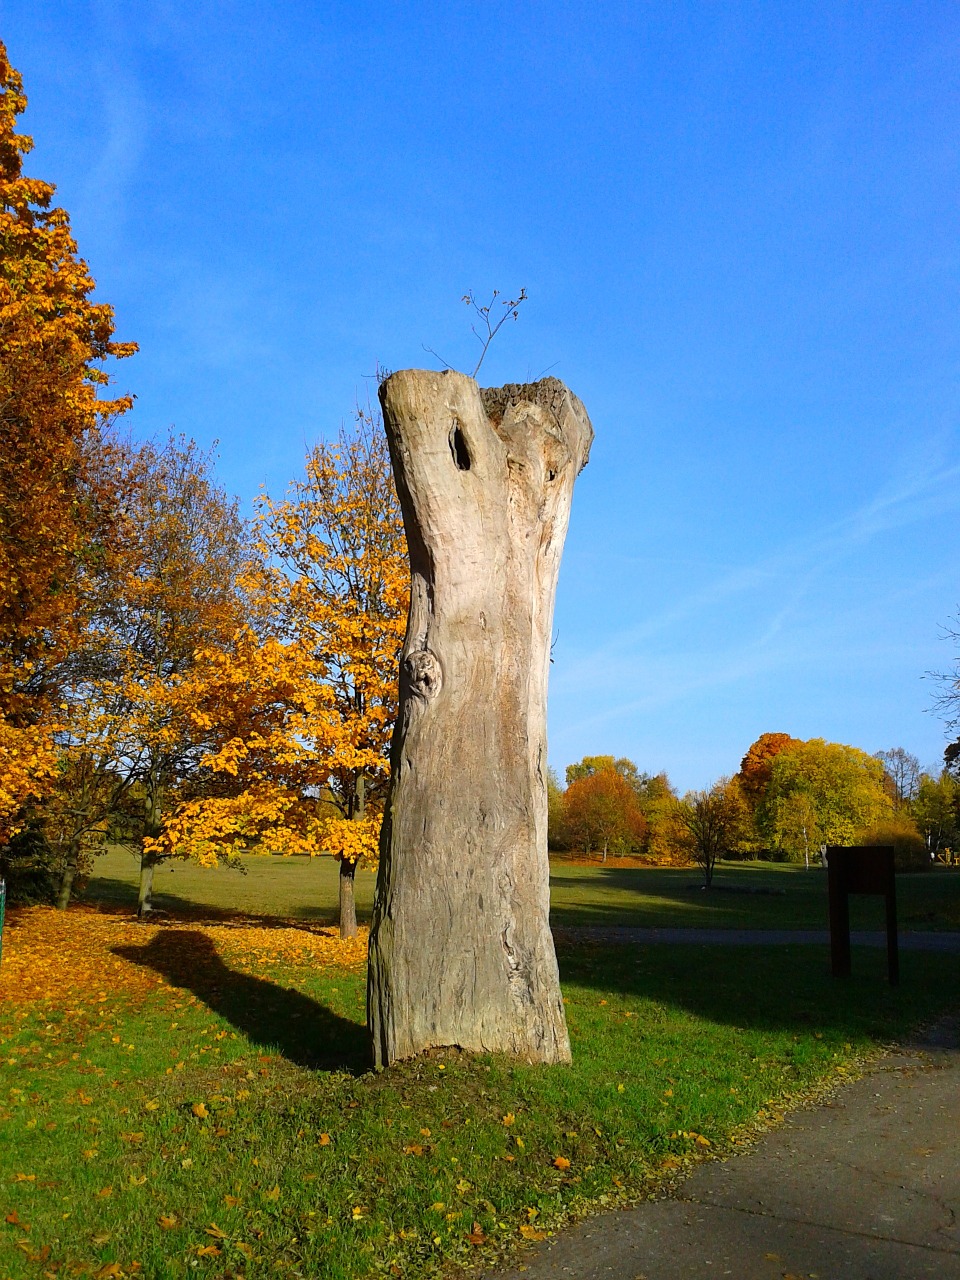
[84,847,960,932]
[548,858,960,931]
[7,847,947,1277]
[3,929,959,1280]
[85,846,381,923]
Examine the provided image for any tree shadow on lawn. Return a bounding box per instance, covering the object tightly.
[113,929,371,1074]
[555,938,960,1041]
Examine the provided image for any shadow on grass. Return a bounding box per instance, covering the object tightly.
[556,938,960,1041]
[113,929,371,1074]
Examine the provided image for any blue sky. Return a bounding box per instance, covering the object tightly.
[5,1,959,790]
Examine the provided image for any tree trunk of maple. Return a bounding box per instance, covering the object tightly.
[339,858,358,940]
[138,778,161,917]
[368,370,593,1067]
[56,836,82,911]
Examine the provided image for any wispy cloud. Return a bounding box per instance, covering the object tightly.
[552,444,960,738]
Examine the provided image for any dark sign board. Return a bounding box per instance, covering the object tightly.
[826,846,898,985]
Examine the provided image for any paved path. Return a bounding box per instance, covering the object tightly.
[481,1019,960,1280]
[556,925,960,951]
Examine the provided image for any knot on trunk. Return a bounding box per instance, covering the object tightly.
[404,648,442,699]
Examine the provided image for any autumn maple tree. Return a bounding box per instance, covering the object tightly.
[153,409,408,937]
[562,763,646,859]
[755,738,893,861]
[0,42,135,843]
[42,435,250,911]
[671,777,749,887]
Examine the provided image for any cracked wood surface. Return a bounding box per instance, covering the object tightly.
[367,369,592,1067]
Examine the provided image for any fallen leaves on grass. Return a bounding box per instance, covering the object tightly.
[0,905,368,1007]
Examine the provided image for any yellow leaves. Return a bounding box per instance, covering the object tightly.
[454,1178,472,1196]
[552,1156,571,1171]
[143,1100,160,1112]
[318,1132,331,1146]
[351,1205,366,1220]
[430,1202,445,1213]
[191,1102,209,1119]
[195,1244,221,1258]
[501,1112,515,1126]
[402,1143,424,1156]
[204,1224,229,1240]
[12,1173,36,1182]
[157,1214,178,1230]
[263,1184,281,1202]
[668,1129,711,1147]
[0,906,367,1010]
[96,1186,113,1198]
[120,1131,144,1144]
[519,1223,548,1241]
[94,1264,124,1279]
[223,1194,241,1207]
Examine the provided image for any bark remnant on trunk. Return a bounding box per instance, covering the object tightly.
[368,370,593,1067]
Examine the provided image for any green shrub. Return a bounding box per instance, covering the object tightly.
[0,821,59,903]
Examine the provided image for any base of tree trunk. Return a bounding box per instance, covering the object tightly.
[368,371,593,1068]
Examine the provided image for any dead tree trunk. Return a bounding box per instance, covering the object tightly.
[368,370,593,1067]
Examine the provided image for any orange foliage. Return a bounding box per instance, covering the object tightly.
[153,411,408,872]
[0,906,366,1008]
[563,767,646,857]
[0,43,135,839]
[737,732,801,809]
[42,436,250,909]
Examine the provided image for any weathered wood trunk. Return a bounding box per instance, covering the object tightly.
[368,370,593,1067]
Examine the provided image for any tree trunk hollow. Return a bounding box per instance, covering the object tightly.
[368,370,593,1067]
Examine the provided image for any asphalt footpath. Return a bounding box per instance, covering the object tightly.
[481,1017,960,1280]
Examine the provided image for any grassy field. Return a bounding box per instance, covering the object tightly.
[548,858,960,931]
[2,901,959,1280]
[83,846,960,932]
[84,846,380,923]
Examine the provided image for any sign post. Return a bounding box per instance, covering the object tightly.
[826,845,898,984]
